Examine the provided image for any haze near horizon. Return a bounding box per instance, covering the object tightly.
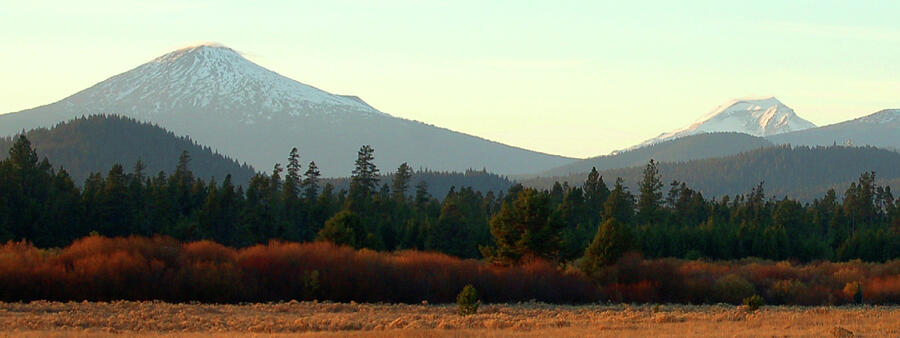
[1,1,898,158]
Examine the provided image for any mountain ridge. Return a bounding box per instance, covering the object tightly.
[0,44,574,177]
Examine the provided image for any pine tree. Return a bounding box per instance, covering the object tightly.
[350,145,379,197]
[302,161,321,201]
[317,210,364,248]
[483,188,564,264]
[392,162,412,202]
[604,177,634,225]
[583,167,610,223]
[580,218,634,275]
[636,159,664,225]
[284,148,302,199]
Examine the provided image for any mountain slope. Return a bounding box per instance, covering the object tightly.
[534,132,772,178]
[0,115,255,185]
[523,145,900,201]
[632,97,815,149]
[768,109,900,150]
[0,44,574,177]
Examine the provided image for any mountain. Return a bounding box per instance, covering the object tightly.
[522,145,900,201]
[632,97,815,149]
[0,115,255,185]
[0,44,574,177]
[533,132,772,178]
[768,109,900,150]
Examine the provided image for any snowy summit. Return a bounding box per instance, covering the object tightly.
[0,43,573,176]
[630,97,816,150]
[853,109,900,125]
[65,43,385,125]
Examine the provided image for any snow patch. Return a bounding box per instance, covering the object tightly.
[626,97,816,151]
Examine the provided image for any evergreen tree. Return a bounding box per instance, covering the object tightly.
[636,159,664,225]
[583,167,610,223]
[482,188,564,263]
[580,218,634,275]
[392,162,413,202]
[350,145,379,197]
[302,161,320,202]
[604,178,634,225]
[284,148,302,199]
[317,210,364,248]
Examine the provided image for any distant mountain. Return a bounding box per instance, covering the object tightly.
[768,109,900,150]
[534,132,772,178]
[0,115,255,185]
[631,97,815,150]
[0,44,573,177]
[523,145,900,201]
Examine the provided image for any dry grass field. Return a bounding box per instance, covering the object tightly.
[0,301,897,337]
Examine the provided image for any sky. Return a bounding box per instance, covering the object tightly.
[1,1,898,158]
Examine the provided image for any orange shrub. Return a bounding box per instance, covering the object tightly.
[2,236,899,305]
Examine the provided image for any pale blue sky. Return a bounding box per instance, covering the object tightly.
[1,1,898,158]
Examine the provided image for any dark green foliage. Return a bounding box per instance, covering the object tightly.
[580,218,633,275]
[350,145,379,198]
[457,284,479,315]
[526,145,900,201]
[1,134,900,266]
[854,283,864,304]
[743,294,764,311]
[636,159,664,225]
[482,188,564,264]
[325,168,515,203]
[317,210,365,249]
[604,178,634,224]
[0,115,254,186]
[392,162,412,201]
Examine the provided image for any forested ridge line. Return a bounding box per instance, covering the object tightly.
[0,135,898,264]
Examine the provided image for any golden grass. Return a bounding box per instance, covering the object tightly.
[0,301,897,337]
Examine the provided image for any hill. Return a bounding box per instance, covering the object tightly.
[535,132,772,178]
[324,168,514,200]
[0,115,255,185]
[524,145,900,200]
[768,109,900,150]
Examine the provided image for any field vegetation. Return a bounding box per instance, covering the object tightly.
[0,301,897,337]
[0,236,898,306]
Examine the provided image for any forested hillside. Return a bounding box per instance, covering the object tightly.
[527,145,900,200]
[0,115,255,185]
[2,135,897,264]
[324,168,514,201]
[535,132,772,177]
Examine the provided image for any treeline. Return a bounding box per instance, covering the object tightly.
[323,168,514,202]
[1,134,899,264]
[0,115,255,186]
[0,135,503,255]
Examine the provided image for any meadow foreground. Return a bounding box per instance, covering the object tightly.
[0,301,897,337]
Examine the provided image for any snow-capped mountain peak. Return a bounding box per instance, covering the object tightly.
[629,97,815,150]
[63,44,385,124]
[0,44,574,177]
[854,109,900,125]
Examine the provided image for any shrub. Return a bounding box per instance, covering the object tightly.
[843,281,864,304]
[713,274,756,304]
[743,294,763,311]
[457,284,479,316]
